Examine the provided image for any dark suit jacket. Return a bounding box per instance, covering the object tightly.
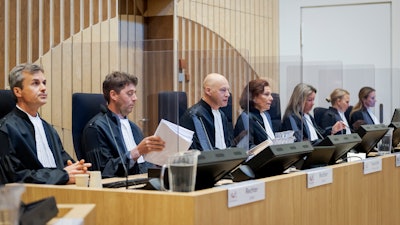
[320,107,347,135]
[179,99,233,151]
[0,108,72,184]
[349,108,375,131]
[82,108,149,178]
[234,109,274,149]
[281,113,325,144]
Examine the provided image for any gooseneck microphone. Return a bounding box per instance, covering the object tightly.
[196,112,213,151]
[379,103,383,124]
[100,105,129,189]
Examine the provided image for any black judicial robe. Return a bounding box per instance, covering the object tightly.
[234,108,274,149]
[81,109,152,178]
[179,99,234,151]
[281,113,326,145]
[349,108,375,132]
[0,108,72,184]
[320,107,347,135]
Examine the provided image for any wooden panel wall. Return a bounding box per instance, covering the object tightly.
[177,0,279,122]
[0,0,279,159]
[0,0,120,159]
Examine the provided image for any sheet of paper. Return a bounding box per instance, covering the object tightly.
[143,119,194,166]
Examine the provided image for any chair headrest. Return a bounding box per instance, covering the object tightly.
[0,90,16,119]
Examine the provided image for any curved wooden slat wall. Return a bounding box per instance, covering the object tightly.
[0,0,120,159]
[176,0,279,127]
[177,0,279,92]
[0,0,278,159]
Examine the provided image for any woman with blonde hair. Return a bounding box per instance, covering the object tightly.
[281,83,346,144]
[349,86,378,131]
[320,88,351,135]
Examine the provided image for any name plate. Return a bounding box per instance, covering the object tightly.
[56,218,84,225]
[226,180,265,208]
[363,157,382,174]
[306,167,333,188]
[347,152,366,162]
[395,153,400,167]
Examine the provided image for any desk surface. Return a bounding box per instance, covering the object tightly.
[47,204,96,225]
[21,154,400,225]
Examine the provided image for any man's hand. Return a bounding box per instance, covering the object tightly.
[130,136,165,160]
[64,159,92,184]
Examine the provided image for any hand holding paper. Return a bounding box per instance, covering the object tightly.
[143,119,194,166]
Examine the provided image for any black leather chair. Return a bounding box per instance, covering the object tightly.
[313,107,328,128]
[268,93,281,132]
[72,93,107,160]
[0,89,16,119]
[0,90,16,184]
[158,91,188,124]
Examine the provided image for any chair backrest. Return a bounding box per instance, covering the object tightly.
[268,93,281,132]
[158,91,188,124]
[313,107,328,128]
[0,90,16,119]
[72,93,107,160]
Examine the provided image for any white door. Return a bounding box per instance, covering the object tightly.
[300,3,392,123]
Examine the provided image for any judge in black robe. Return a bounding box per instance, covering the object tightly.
[81,71,165,178]
[180,73,234,151]
[0,108,72,184]
[0,63,90,185]
[180,99,234,150]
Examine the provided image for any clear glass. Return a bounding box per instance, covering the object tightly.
[0,184,25,225]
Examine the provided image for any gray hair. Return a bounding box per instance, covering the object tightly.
[9,63,44,98]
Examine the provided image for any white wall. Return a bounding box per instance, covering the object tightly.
[279,0,400,124]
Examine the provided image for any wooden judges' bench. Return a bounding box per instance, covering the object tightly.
[22,155,400,225]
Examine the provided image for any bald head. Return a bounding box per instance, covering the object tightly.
[203,73,228,89]
[202,73,230,110]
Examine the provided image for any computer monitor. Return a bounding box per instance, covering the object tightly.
[230,141,314,182]
[389,122,400,148]
[301,146,336,170]
[391,108,400,123]
[354,124,389,154]
[317,133,362,164]
[148,147,248,190]
[195,147,247,190]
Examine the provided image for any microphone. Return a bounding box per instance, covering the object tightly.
[100,105,129,189]
[195,112,213,151]
[379,103,383,124]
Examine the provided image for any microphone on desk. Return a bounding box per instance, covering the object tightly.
[379,103,383,124]
[195,112,213,151]
[100,105,129,189]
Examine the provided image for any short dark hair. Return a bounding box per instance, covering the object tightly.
[102,71,138,103]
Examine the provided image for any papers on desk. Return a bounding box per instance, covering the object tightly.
[143,119,194,166]
[246,139,272,156]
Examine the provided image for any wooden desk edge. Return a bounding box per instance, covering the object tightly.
[47,204,96,225]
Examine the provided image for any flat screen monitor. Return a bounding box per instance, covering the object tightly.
[148,147,248,190]
[301,146,336,170]
[391,108,400,123]
[195,147,247,190]
[317,133,362,164]
[389,122,400,148]
[354,124,389,154]
[230,141,314,182]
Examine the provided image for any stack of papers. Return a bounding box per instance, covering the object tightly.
[246,139,273,156]
[144,119,194,166]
